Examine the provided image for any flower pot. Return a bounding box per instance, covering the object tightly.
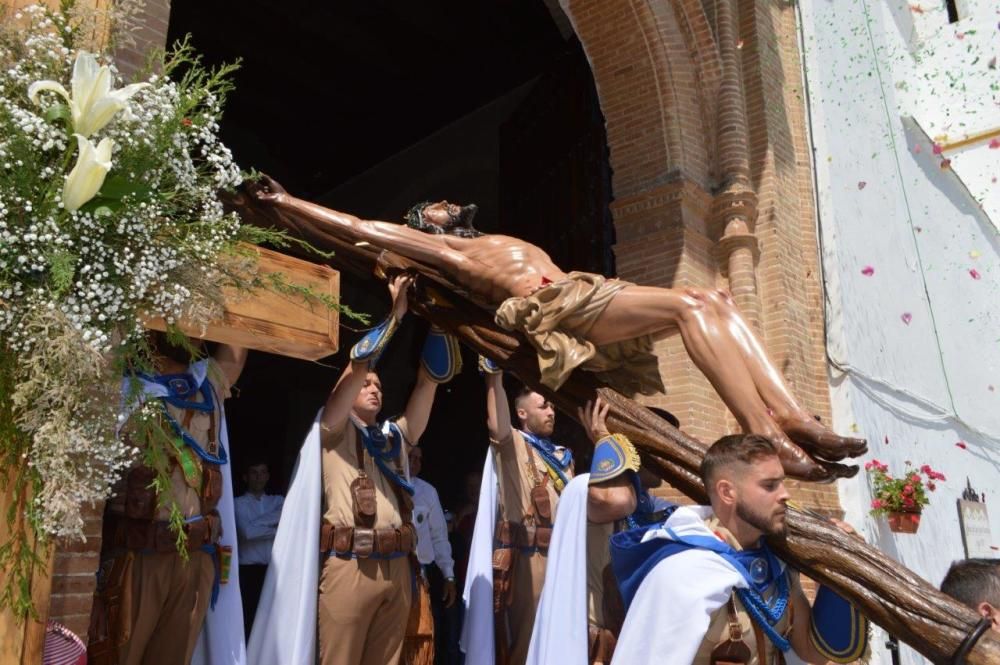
[887,511,921,534]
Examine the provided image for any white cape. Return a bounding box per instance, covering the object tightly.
[525,473,590,665]
[246,412,323,665]
[610,506,752,665]
[459,450,499,664]
[125,360,247,665]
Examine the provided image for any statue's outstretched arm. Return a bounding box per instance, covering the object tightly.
[244,175,468,273]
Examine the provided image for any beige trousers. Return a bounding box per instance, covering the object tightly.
[317,555,412,665]
[117,551,215,665]
[505,551,548,665]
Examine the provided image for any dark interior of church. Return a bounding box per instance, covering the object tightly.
[166,0,615,512]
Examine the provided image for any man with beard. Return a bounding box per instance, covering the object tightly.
[233,177,867,483]
[464,362,574,665]
[608,434,869,665]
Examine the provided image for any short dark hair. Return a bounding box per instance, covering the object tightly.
[700,434,779,491]
[941,558,1000,609]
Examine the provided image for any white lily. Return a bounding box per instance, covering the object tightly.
[62,134,114,212]
[28,51,149,137]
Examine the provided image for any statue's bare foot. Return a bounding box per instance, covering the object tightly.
[773,436,841,482]
[779,416,868,462]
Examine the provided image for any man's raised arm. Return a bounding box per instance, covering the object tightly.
[484,364,513,445]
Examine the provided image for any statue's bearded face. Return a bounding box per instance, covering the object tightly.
[411,201,480,237]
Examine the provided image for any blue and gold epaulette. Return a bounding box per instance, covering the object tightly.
[421,326,463,383]
[809,584,870,663]
[478,354,501,375]
[350,314,400,366]
[589,433,641,485]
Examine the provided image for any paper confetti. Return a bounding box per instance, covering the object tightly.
[990,138,1000,149]
[955,441,967,450]
[857,181,867,190]
[736,39,744,50]
[970,249,981,259]
[884,435,890,445]
[932,143,943,155]
[970,268,982,280]
[901,312,912,325]
[940,158,952,170]
[861,266,875,276]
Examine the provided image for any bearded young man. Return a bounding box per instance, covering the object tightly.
[248,275,462,665]
[462,361,575,665]
[608,434,869,665]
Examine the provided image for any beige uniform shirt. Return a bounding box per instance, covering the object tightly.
[692,518,798,665]
[491,429,572,525]
[321,421,408,529]
[155,359,232,520]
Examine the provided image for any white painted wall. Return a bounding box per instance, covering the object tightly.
[797,0,1000,663]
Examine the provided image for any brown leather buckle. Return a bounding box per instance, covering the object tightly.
[353,528,374,557]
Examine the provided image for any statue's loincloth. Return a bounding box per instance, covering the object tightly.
[495,272,664,396]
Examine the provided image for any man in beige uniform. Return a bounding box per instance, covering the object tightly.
[89,334,247,665]
[317,275,445,665]
[484,366,574,665]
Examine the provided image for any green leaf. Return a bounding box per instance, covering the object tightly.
[97,176,154,202]
[46,250,78,295]
[43,103,70,124]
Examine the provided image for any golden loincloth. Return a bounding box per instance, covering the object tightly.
[495,272,664,396]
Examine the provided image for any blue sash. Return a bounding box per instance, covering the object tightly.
[518,429,572,488]
[355,420,415,496]
[610,524,791,652]
[134,370,227,466]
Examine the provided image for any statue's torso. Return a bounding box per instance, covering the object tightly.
[446,234,568,303]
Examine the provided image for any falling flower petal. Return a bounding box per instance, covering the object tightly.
[850,423,859,432]
[970,249,981,259]
[857,181,867,190]
[909,4,924,13]
[736,39,744,49]
[901,312,912,325]
[955,441,967,449]
[884,435,890,445]
[956,32,965,40]
[940,158,952,170]
[990,139,1000,149]
[861,265,875,276]
[932,143,943,155]
[913,144,922,154]
[970,268,982,280]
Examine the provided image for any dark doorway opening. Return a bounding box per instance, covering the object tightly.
[166,0,613,512]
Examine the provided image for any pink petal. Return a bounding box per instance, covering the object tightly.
[913,144,922,154]
[932,143,943,155]
[901,312,912,325]
[956,32,965,40]
[861,265,875,276]
[990,138,1000,149]
[940,158,952,170]
[955,441,967,450]
[970,268,982,280]
[858,181,867,190]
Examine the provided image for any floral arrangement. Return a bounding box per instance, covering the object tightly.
[0,2,352,617]
[866,459,946,517]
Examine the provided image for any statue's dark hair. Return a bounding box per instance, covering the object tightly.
[404,201,483,238]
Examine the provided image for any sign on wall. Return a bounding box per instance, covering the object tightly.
[957,499,994,558]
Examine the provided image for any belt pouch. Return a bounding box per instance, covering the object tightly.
[333,526,353,554]
[535,526,552,550]
[530,484,552,523]
[351,473,377,528]
[376,528,398,554]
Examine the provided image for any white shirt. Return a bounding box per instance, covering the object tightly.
[411,476,455,579]
[234,492,284,566]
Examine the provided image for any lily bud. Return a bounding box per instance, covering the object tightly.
[63,134,114,212]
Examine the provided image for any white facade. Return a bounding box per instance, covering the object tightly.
[797,0,1000,663]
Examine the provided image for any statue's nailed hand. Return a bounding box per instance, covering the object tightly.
[388,273,415,321]
[245,174,288,205]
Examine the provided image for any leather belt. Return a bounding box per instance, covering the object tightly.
[320,522,416,557]
[110,513,220,553]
